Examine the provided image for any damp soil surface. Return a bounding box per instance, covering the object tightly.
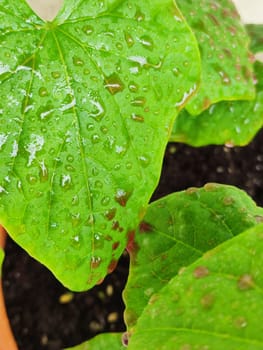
[3,128,263,350]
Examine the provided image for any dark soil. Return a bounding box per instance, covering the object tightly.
[3,128,263,350]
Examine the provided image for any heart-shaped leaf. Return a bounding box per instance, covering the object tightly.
[65,332,125,350]
[176,0,255,115]
[128,223,263,349]
[124,184,263,329]
[170,60,263,146]
[0,1,200,290]
[246,24,263,54]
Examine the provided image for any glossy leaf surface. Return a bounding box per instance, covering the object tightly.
[177,0,255,115]
[128,223,263,350]
[246,24,263,54]
[170,60,263,146]
[0,0,200,290]
[65,333,125,350]
[124,184,263,328]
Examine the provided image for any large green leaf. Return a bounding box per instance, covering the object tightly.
[65,333,125,350]
[170,60,263,146]
[246,24,263,54]
[0,1,200,290]
[124,184,263,329]
[128,223,263,349]
[177,0,255,115]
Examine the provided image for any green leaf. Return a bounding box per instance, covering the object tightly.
[176,0,255,115]
[246,24,263,54]
[65,333,125,350]
[0,1,200,290]
[124,184,263,329]
[170,60,263,146]
[128,223,263,350]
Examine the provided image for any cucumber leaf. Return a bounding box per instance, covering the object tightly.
[128,223,263,350]
[65,332,125,350]
[0,0,200,290]
[170,60,263,146]
[124,184,263,329]
[177,0,255,115]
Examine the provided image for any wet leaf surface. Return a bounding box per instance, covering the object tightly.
[0,0,200,290]
[124,184,263,329]
[128,223,263,349]
[171,60,263,146]
[177,0,255,115]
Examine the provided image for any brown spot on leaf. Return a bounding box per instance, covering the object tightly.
[112,241,120,250]
[203,97,211,110]
[107,259,118,274]
[112,221,124,232]
[122,332,130,347]
[91,256,102,269]
[201,293,215,309]
[207,13,220,26]
[96,278,104,285]
[193,266,210,279]
[115,189,131,207]
[204,183,219,191]
[255,215,263,223]
[186,187,198,195]
[139,221,154,233]
[105,208,117,221]
[126,230,139,261]
[238,274,254,290]
[223,48,232,58]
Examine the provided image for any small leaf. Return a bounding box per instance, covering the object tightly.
[124,184,263,329]
[170,60,263,146]
[128,223,263,350]
[246,24,263,54]
[0,0,200,290]
[64,332,125,350]
[177,0,255,115]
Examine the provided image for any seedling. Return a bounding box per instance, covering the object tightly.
[0,0,262,349]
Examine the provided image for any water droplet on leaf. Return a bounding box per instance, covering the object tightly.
[131,96,146,107]
[128,82,139,92]
[91,256,102,269]
[234,316,247,329]
[91,134,100,144]
[138,155,150,167]
[115,189,131,207]
[105,208,117,221]
[124,32,134,47]
[82,25,94,35]
[51,71,61,79]
[73,56,84,66]
[101,196,110,206]
[38,87,48,97]
[104,73,125,95]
